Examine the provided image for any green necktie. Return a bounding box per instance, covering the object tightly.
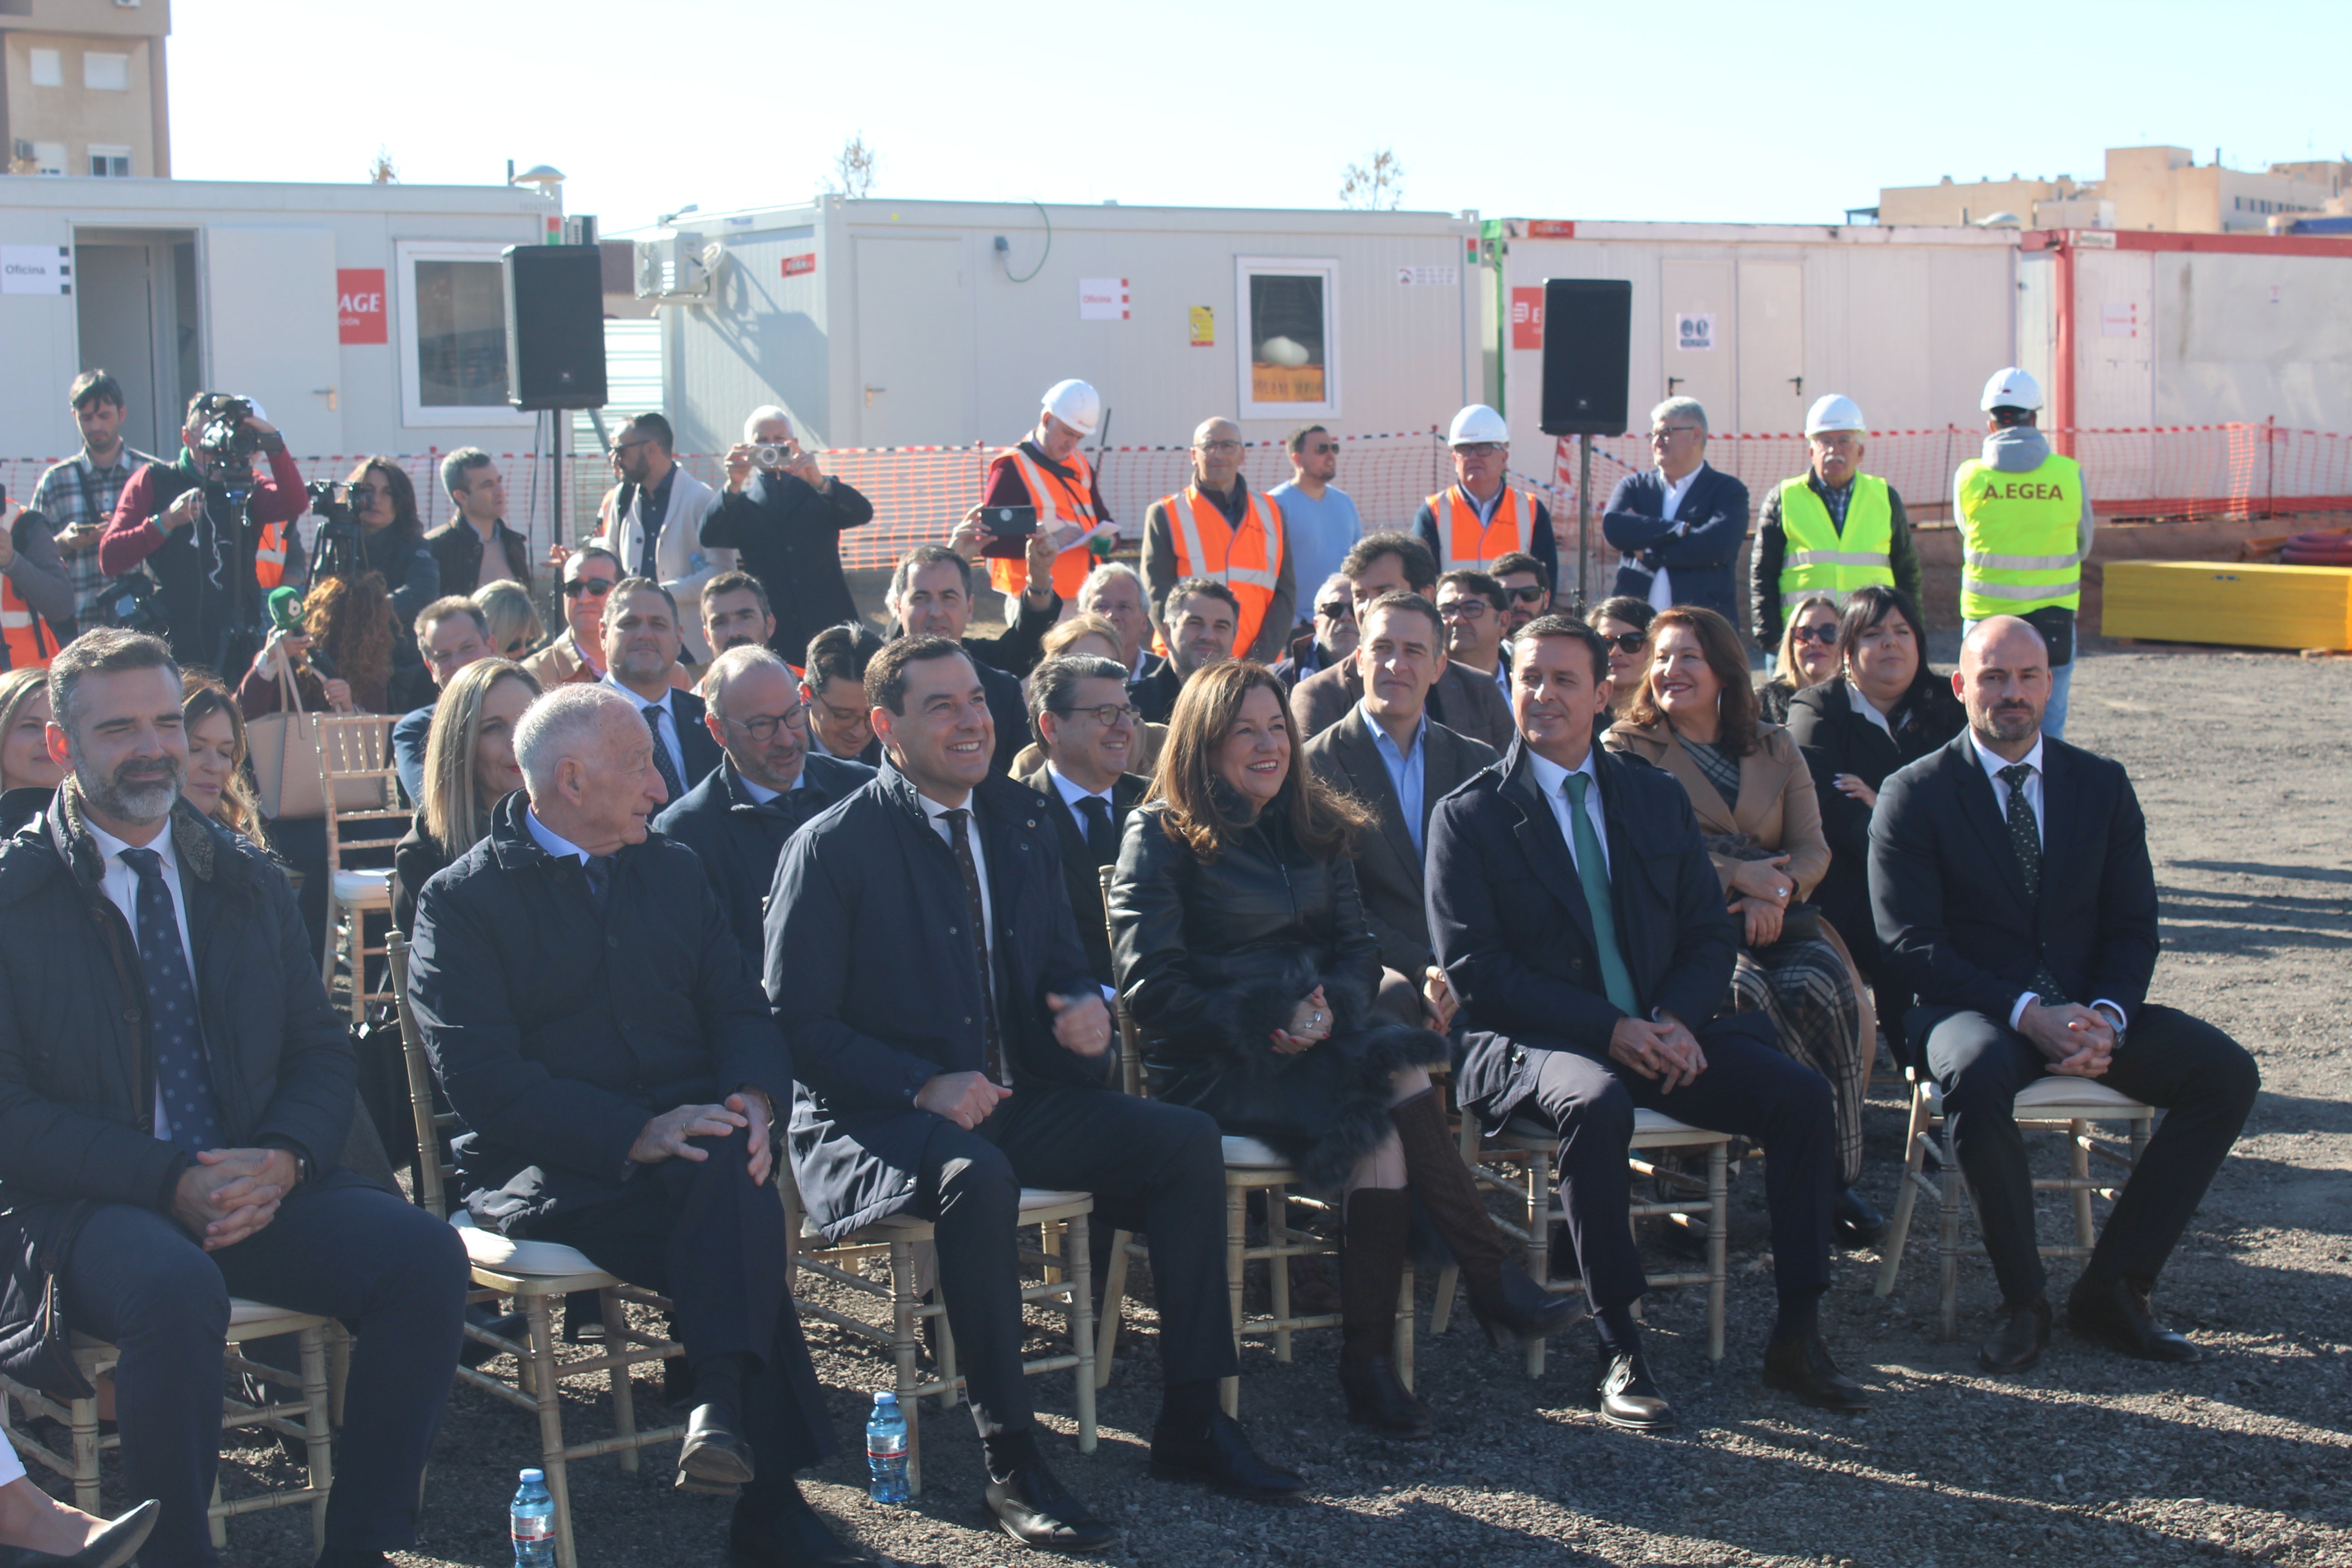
[1564,773,1641,1016]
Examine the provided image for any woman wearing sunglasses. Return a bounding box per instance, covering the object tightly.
[1755,593,1842,724]
[1584,595,1655,736]
[333,457,443,711]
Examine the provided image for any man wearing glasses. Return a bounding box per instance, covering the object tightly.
[1413,404,1561,585]
[523,546,685,691]
[1267,425,1362,626]
[1141,418,1294,663]
[1490,550,1554,635]
[655,644,874,973]
[1600,397,1751,631]
[1017,654,1149,993]
[594,412,734,665]
[1271,573,1358,691]
[1436,570,1512,697]
[1749,394,1922,649]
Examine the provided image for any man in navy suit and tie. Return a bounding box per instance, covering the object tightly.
[1870,616,2258,1375]
[600,578,724,799]
[1428,615,1862,1432]
[1600,397,1750,627]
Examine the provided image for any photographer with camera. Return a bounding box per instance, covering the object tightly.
[699,406,875,665]
[99,392,308,676]
[320,458,443,712]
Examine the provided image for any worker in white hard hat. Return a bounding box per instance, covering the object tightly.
[1748,393,1922,649]
[1412,405,1560,585]
[1141,416,1294,662]
[1953,367,2094,738]
[956,377,1115,625]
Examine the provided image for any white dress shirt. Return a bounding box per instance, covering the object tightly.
[87,818,191,1141]
[1044,763,1122,1002]
[606,675,689,787]
[1967,732,2125,1032]
[1524,746,1609,876]
[1644,463,1706,612]
[919,791,995,1009]
[1847,680,1895,740]
[734,764,804,806]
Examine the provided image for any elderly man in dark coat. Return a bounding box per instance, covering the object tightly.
[0,630,466,1568]
[654,645,873,972]
[699,410,877,664]
[407,681,866,1568]
[768,637,1303,1554]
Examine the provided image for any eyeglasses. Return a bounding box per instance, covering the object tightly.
[1304,442,1338,456]
[1195,439,1243,455]
[1052,702,1137,729]
[726,707,808,740]
[1791,624,1841,646]
[1453,442,1505,457]
[1602,631,1646,654]
[562,577,618,598]
[1650,425,1703,442]
[1440,600,1491,622]
[1314,600,1353,620]
[1504,584,1548,604]
[609,436,652,458]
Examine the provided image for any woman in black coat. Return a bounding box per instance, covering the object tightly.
[391,658,538,933]
[1112,660,1577,1441]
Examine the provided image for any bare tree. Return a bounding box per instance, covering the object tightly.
[1339,149,1404,211]
[825,134,877,200]
[369,147,400,185]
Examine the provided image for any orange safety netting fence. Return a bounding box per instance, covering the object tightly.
[6,422,2344,581]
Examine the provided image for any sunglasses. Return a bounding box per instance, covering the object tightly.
[1314,601,1353,619]
[1305,442,1338,456]
[1602,631,1646,654]
[562,577,618,598]
[1504,584,1548,604]
[1791,624,1841,646]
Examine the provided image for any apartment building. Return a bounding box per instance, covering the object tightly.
[1877,145,2351,234]
[1,0,171,180]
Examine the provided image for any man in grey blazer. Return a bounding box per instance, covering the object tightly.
[1303,591,1496,1027]
[1289,532,1516,752]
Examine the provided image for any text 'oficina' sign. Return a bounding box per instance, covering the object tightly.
[1,246,71,296]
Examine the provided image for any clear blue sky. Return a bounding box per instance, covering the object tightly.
[172,0,2347,232]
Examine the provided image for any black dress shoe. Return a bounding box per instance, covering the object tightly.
[1978,1298,2052,1374]
[982,1451,1117,1553]
[1760,1333,1869,1413]
[2068,1277,2200,1363]
[1150,1411,1308,1500]
[678,1401,757,1494]
[1591,1351,1676,1431]
[728,1483,882,1568]
[1833,1187,1888,1248]
[1469,1261,1589,1349]
[1339,1353,1434,1439]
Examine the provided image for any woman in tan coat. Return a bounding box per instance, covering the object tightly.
[1605,605,1882,1245]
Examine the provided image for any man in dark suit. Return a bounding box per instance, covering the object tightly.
[1290,532,1515,752]
[409,683,862,1568]
[1600,397,1750,627]
[654,645,874,974]
[1870,616,2258,1375]
[769,638,1303,1551]
[885,546,1044,773]
[1016,653,1147,991]
[1302,591,1494,1021]
[1428,615,1863,1431]
[1130,577,1237,725]
[393,596,495,804]
[800,622,886,769]
[599,578,723,799]
[700,409,877,664]
[1269,573,1357,691]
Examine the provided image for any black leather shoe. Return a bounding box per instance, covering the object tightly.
[1591,1351,1676,1432]
[1833,1187,1888,1248]
[983,1451,1117,1553]
[1978,1298,2052,1374]
[1339,1353,1434,1439]
[728,1483,881,1568]
[2068,1277,2200,1364]
[1151,1410,1307,1500]
[1760,1333,1870,1413]
[1469,1261,1589,1349]
[677,1401,757,1494]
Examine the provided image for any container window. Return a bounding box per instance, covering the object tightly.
[395,240,535,429]
[1236,257,1341,419]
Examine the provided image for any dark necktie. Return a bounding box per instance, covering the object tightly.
[942,808,1008,1086]
[1563,775,1641,1017]
[1075,794,1118,868]
[583,854,616,910]
[118,847,229,1155]
[1998,763,2069,1004]
[642,705,687,802]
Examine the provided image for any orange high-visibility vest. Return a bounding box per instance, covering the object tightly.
[1158,485,1285,656]
[0,577,59,673]
[986,446,1101,601]
[254,521,289,589]
[1426,484,1539,572]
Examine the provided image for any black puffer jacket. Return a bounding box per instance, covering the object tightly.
[1110,798,1446,1190]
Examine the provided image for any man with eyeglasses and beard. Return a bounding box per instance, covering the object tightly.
[1601,397,1749,630]
[656,644,873,975]
[524,548,695,694]
[1490,551,1553,635]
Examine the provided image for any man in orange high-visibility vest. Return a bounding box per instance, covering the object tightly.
[1411,404,1560,587]
[960,379,1115,618]
[1141,417,1294,662]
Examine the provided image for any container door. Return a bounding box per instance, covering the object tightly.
[203,226,344,456]
[2073,248,2155,501]
[853,237,971,446]
[74,243,167,455]
[1737,261,1806,435]
[1659,258,1735,428]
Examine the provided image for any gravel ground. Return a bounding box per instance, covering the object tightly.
[69,644,2349,1568]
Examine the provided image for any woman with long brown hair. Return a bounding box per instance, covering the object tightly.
[1111,661,1578,1440]
[1755,593,1842,724]
[180,673,271,852]
[1604,605,1881,1244]
[391,658,539,933]
[336,456,442,710]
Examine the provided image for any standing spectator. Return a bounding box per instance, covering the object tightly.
[799,622,884,768]
[595,413,732,665]
[1288,534,1516,753]
[1600,398,1750,625]
[29,368,158,623]
[1269,573,1357,691]
[601,579,723,801]
[1413,405,1559,584]
[472,578,543,662]
[697,569,776,660]
[963,380,1110,616]
[425,448,534,597]
[0,629,468,1568]
[181,673,272,853]
[1749,396,1921,650]
[392,597,494,804]
[1130,578,1238,726]
[1017,653,1148,992]
[884,546,1045,773]
[0,493,75,678]
[330,458,443,713]
[523,546,622,688]
[1755,594,1843,725]
[1436,569,1510,698]
[701,407,875,663]
[1267,425,1362,621]
[1142,419,1295,663]
[1491,550,1553,636]
[390,658,538,936]
[1076,562,1161,685]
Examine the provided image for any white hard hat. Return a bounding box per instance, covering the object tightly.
[1040,379,1101,436]
[1980,366,2044,413]
[1803,394,1866,436]
[1447,404,1509,446]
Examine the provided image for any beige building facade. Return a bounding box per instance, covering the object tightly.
[1878,145,2350,234]
[1,0,171,180]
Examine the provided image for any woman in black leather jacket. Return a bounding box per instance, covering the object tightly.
[1111,660,1578,1441]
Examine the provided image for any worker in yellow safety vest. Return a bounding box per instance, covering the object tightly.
[1412,405,1561,586]
[1954,366,2093,739]
[1748,394,1922,648]
[1141,417,1294,662]
[959,378,1117,617]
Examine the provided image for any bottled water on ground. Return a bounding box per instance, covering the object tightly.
[866,1391,910,1504]
[511,1467,555,1567]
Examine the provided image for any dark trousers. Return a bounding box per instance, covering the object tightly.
[1503,1016,1837,1312]
[1923,1003,2259,1305]
[911,1083,1235,1437]
[533,1127,831,1477]
[59,1170,468,1568]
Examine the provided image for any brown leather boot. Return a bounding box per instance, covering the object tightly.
[1390,1089,1586,1348]
[1337,1188,1432,1438]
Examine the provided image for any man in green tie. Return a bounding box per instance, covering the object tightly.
[1427,615,1867,1432]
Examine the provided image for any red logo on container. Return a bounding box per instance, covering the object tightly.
[782,254,817,278]
[1510,287,1544,350]
[338,269,387,344]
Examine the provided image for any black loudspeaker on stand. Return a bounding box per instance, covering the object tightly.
[503,244,608,411]
[1537,279,1632,607]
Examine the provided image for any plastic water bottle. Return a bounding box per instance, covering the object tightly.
[510,1468,555,1567]
[865,1391,910,1504]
